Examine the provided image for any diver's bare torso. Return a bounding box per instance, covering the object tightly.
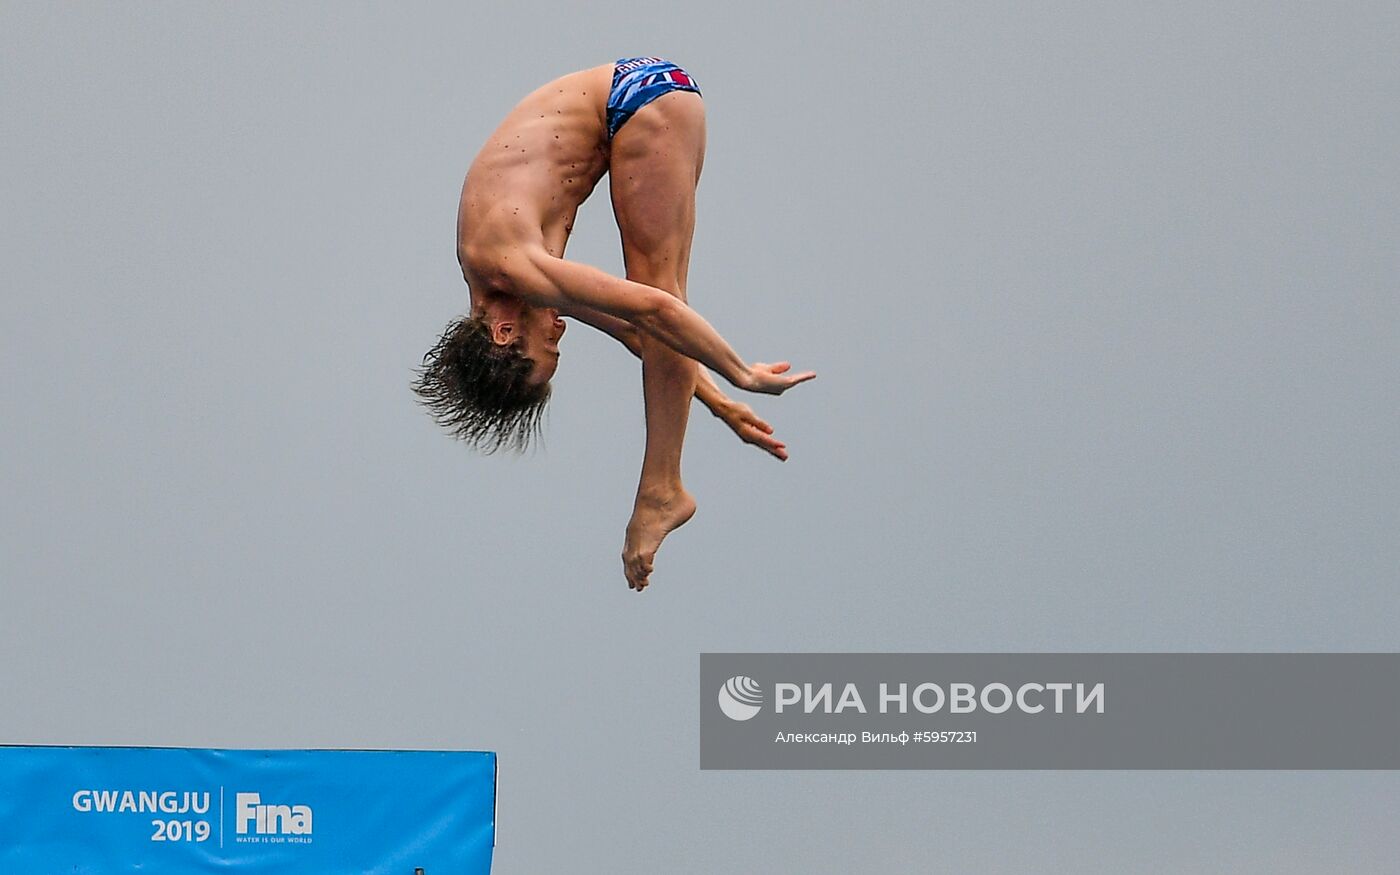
[457,62,615,296]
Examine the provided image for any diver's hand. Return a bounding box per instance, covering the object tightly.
[743,362,816,395]
[715,400,788,461]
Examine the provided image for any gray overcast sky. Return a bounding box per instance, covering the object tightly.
[2,2,1397,872]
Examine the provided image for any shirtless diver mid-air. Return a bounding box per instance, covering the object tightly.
[415,56,815,591]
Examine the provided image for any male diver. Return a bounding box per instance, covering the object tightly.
[416,56,815,591]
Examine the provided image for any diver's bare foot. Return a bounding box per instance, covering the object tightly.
[623,487,697,592]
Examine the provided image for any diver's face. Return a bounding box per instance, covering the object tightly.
[518,305,565,386]
[488,301,566,386]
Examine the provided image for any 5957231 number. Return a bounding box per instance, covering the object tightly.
[912,730,978,744]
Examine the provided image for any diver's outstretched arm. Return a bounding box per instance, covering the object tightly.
[514,248,815,395]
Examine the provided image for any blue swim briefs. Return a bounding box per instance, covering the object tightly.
[606,56,702,140]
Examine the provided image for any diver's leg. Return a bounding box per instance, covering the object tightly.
[609,88,707,591]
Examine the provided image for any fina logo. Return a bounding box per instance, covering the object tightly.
[718,675,763,721]
[235,792,313,836]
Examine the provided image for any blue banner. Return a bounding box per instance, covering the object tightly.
[0,746,495,873]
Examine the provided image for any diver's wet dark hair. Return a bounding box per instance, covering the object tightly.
[413,313,551,453]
